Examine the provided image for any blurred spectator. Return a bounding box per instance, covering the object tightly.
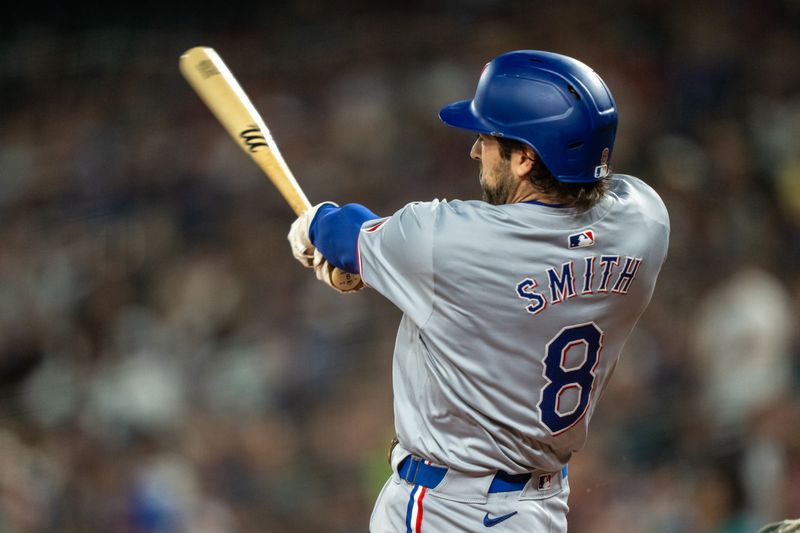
[691,266,796,438]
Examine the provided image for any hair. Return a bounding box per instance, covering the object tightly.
[496,137,610,212]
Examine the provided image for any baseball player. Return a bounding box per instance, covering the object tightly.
[288,51,669,532]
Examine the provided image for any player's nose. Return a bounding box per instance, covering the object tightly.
[470,137,481,160]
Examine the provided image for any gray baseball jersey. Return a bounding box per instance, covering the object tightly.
[357,174,669,475]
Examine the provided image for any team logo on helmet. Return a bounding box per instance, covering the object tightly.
[593,148,610,179]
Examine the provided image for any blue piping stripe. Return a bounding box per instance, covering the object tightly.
[405,484,418,533]
[523,199,568,208]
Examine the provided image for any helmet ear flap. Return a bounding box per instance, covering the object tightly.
[439,50,618,183]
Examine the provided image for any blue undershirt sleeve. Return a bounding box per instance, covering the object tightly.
[308,203,380,273]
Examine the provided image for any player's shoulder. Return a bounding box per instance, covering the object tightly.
[392,198,490,220]
[608,174,669,228]
[390,199,444,222]
[609,174,666,207]
[385,199,505,237]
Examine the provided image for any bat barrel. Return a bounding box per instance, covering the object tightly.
[180,46,312,215]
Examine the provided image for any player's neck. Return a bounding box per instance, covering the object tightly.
[507,178,561,205]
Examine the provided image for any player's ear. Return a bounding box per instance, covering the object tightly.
[513,145,536,178]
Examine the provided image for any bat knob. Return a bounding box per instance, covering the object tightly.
[332,268,364,292]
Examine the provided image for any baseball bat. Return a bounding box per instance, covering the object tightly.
[179,46,361,291]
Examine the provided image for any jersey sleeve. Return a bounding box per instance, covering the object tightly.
[357,200,439,327]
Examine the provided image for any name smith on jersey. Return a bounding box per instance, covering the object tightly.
[516,255,643,315]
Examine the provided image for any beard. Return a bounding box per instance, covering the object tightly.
[480,161,516,205]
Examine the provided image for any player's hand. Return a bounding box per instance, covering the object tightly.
[288,202,338,268]
[313,249,364,293]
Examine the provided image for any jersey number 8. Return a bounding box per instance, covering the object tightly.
[538,322,604,435]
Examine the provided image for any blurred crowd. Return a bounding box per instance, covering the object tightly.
[1,1,800,532]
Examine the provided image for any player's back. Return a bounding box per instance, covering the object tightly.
[385,174,669,474]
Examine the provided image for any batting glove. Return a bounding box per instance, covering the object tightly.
[288,202,338,268]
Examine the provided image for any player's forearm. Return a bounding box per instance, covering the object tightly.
[309,203,380,272]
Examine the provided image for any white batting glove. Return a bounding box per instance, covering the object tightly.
[313,249,364,293]
[287,202,338,268]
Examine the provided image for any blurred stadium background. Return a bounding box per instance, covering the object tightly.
[1,1,800,531]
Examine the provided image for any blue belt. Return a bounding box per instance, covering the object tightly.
[397,456,568,494]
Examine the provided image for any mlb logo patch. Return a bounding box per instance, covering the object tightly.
[568,230,595,249]
[538,473,553,490]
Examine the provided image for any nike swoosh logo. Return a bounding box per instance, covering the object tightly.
[483,511,518,527]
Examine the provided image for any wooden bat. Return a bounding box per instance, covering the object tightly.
[179,46,361,291]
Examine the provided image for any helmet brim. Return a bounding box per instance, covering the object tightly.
[438,99,496,135]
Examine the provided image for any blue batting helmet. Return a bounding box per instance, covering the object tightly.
[439,50,618,183]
